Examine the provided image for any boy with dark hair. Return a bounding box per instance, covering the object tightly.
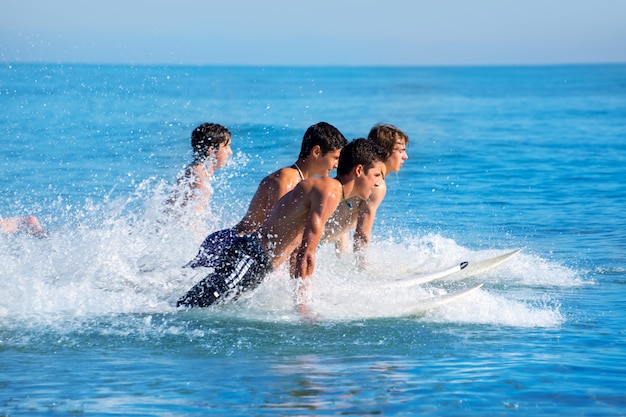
[177,138,387,308]
[168,122,233,214]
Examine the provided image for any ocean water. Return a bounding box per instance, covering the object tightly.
[1,63,625,415]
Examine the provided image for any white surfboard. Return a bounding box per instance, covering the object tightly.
[384,261,469,289]
[391,249,521,289]
[403,283,484,315]
[445,248,521,282]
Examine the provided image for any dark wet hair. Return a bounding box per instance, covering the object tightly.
[337,138,388,176]
[191,123,231,162]
[298,122,348,159]
[367,123,409,156]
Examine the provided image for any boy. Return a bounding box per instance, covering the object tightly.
[184,121,347,268]
[177,138,387,308]
[167,122,233,215]
[322,123,409,262]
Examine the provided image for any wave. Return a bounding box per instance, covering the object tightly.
[0,179,584,330]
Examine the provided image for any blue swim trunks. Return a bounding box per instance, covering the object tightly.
[184,228,238,269]
[177,234,273,308]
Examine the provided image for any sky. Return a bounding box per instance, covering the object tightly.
[1,0,625,66]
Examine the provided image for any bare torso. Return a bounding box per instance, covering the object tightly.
[321,180,387,247]
[258,176,343,270]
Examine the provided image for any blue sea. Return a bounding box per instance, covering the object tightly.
[1,63,625,416]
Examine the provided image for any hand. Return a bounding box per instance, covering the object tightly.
[294,249,316,279]
[294,277,318,323]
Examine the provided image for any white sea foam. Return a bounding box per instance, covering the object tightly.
[0,181,580,329]
[216,236,576,328]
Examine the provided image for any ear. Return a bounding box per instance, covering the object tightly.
[310,145,322,158]
[354,164,364,177]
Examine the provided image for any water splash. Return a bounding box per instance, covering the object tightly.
[0,178,580,329]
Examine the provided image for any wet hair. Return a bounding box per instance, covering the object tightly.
[337,138,388,176]
[367,123,409,156]
[298,122,348,159]
[191,123,231,162]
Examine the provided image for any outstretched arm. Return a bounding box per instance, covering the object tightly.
[353,183,387,265]
[334,231,351,256]
[293,207,325,279]
[292,185,341,279]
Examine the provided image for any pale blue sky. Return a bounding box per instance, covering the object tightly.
[2,0,625,66]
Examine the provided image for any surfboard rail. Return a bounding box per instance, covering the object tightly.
[390,249,521,289]
[404,283,484,315]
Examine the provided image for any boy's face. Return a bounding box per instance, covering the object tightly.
[212,137,233,169]
[386,139,408,173]
[356,161,386,200]
[315,148,342,176]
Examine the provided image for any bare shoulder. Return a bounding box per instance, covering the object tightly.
[261,166,301,191]
[307,175,337,188]
[304,176,342,199]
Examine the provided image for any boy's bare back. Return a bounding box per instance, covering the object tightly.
[234,166,303,235]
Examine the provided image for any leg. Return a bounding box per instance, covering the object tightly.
[184,228,237,268]
[177,236,272,308]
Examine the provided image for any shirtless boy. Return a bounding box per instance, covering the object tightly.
[177,138,387,308]
[184,121,347,268]
[168,122,233,215]
[322,124,409,261]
